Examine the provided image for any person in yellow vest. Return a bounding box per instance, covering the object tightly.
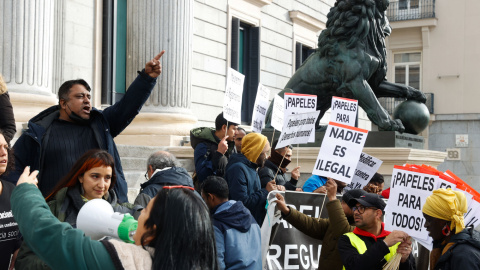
[338,193,416,270]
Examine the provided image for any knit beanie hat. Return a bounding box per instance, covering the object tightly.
[241,133,268,163]
[342,189,368,204]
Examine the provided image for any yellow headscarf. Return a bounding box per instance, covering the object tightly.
[241,133,268,163]
[422,188,468,234]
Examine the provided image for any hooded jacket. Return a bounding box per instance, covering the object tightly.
[15,185,141,270]
[190,127,234,183]
[12,183,152,270]
[5,71,157,202]
[224,153,268,226]
[212,200,261,270]
[258,159,298,190]
[134,167,194,207]
[433,227,480,270]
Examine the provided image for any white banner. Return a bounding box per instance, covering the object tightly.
[251,84,271,133]
[345,152,383,190]
[276,111,320,149]
[312,122,368,184]
[284,93,317,142]
[330,96,358,127]
[271,95,285,131]
[223,68,245,124]
[385,166,439,241]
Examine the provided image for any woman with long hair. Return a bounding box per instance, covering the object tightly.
[12,167,218,269]
[0,130,21,270]
[422,188,480,270]
[15,149,141,269]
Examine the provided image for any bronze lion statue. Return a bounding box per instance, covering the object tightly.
[266,0,426,132]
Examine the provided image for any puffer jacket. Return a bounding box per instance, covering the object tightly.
[190,127,234,184]
[433,227,480,270]
[16,185,141,270]
[12,183,152,270]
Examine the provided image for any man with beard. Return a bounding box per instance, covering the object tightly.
[225,132,276,225]
[6,51,165,202]
[338,193,415,270]
[258,140,300,191]
[275,180,367,270]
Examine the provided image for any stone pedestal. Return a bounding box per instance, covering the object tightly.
[117,0,196,146]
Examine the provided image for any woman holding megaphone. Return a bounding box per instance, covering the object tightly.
[15,149,141,269]
[12,164,218,269]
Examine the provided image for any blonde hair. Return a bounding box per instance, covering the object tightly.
[0,74,7,95]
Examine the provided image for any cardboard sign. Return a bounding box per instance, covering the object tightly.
[284,93,317,142]
[251,84,271,133]
[345,152,383,190]
[223,68,245,124]
[330,96,358,127]
[385,166,439,241]
[276,111,320,149]
[271,95,285,131]
[312,122,368,184]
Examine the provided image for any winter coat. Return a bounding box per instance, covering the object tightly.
[11,183,153,270]
[213,200,261,270]
[190,127,234,184]
[134,167,194,207]
[15,185,141,270]
[224,153,268,226]
[0,92,16,141]
[433,227,480,270]
[302,175,328,192]
[338,224,416,270]
[258,160,298,190]
[282,199,354,270]
[5,71,157,202]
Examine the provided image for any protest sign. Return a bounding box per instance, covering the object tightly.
[276,111,320,149]
[251,84,271,133]
[312,122,368,184]
[223,68,245,124]
[330,96,358,127]
[262,191,424,270]
[284,93,317,142]
[385,166,439,241]
[271,95,285,131]
[345,152,383,190]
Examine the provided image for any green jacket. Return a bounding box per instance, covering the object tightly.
[284,199,355,270]
[15,185,140,270]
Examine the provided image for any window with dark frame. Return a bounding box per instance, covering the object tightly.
[231,17,260,125]
[295,42,315,70]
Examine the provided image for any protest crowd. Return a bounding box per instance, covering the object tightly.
[1,48,480,270]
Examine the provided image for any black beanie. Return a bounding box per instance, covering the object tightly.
[342,189,368,204]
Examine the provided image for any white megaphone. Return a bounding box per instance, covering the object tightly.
[77,199,138,243]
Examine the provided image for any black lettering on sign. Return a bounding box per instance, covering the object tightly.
[391,212,424,231]
[329,126,364,144]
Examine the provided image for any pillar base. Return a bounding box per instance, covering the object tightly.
[115,112,197,146]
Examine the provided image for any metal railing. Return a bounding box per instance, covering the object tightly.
[386,0,436,22]
[379,93,434,115]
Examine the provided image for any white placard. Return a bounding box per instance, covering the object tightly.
[384,166,439,241]
[312,122,368,184]
[465,199,480,228]
[276,111,320,149]
[330,96,358,127]
[284,93,317,142]
[344,152,383,190]
[223,68,245,124]
[271,95,285,131]
[251,84,271,133]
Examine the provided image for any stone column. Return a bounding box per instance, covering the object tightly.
[118,0,196,146]
[0,0,58,130]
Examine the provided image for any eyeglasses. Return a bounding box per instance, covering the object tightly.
[144,171,149,181]
[352,205,378,214]
[162,185,194,191]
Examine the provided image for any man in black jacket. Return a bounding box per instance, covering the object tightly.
[258,140,300,191]
[6,51,165,202]
[134,150,194,207]
[338,193,416,270]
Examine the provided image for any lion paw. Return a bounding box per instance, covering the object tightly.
[406,87,427,103]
